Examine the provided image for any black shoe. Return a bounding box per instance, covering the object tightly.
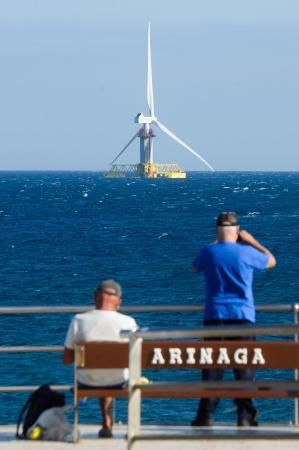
[191,416,213,427]
[237,408,258,427]
[98,428,113,438]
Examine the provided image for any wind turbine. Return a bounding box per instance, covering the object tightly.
[106,24,215,178]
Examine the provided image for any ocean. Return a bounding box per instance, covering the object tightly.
[0,171,298,426]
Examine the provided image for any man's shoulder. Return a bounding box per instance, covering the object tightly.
[71,310,97,323]
[74,310,93,319]
[72,310,136,327]
[237,243,269,266]
[114,311,136,324]
[236,243,258,255]
[199,243,215,252]
[201,243,218,253]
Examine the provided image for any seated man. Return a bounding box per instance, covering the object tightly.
[62,279,137,438]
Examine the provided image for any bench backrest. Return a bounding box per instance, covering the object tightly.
[75,340,299,370]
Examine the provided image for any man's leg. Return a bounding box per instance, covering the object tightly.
[192,319,224,426]
[225,320,257,426]
[192,368,223,426]
[233,328,258,427]
[233,367,258,426]
[98,397,113,437]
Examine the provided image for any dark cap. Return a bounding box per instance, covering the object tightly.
[216,212,239,227]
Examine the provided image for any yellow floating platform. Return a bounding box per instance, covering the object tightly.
[105,163,186,179]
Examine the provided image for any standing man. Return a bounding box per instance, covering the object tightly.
[192,212,276,427]
[63,280,137,438]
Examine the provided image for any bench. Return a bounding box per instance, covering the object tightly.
[73,325,299,448]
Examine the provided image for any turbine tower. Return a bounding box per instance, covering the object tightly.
[106,24,215,178]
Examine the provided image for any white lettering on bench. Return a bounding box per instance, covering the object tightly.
[169,348,183,364]
[252,348,265,365]
[217,348,231,365]
[186,347,196,364]
[199,348,213,364]
[234,348,248,364]
[151,348,165,365]
[151,346,266,366]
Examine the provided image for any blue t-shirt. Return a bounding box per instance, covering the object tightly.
[193,242,269,323]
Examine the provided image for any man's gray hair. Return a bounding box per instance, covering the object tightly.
[96,279,122,297]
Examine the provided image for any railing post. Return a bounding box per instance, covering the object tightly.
[73,346,80,442]
[127,333,143,450]
[294,304,299,426]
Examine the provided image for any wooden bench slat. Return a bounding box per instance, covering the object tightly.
[137,381,299,390]
[77,381,299,399]
[77,388,299,399]
[140,390,299,399]
[76,341,299,369]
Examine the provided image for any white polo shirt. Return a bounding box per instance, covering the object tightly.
[64,309,137,386]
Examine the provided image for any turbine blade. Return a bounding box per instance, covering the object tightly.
[110,133,139,165]
[147,23,155,117]
[154,120,215,171]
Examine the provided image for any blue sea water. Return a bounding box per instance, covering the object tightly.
[0,171,298,426]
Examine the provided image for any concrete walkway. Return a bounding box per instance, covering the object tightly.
[1,425,299,450]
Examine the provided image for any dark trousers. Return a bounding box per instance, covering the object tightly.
[195,319,256,420]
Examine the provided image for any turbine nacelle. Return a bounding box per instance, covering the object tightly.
[135,113,157,124]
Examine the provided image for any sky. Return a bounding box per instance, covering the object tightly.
[0,0,298,171]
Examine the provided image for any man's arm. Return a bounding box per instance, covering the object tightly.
[192,247,207,273]
[238,230,276,268]
[62,347,74,365]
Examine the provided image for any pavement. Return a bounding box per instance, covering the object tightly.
[1,424,299,450]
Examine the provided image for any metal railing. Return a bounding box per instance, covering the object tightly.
[0,304,297,314]
[126,323,299,450]
[0,304,298,441]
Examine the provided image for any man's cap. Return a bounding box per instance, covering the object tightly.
[96,279,122,297]
[216,212,239,227]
